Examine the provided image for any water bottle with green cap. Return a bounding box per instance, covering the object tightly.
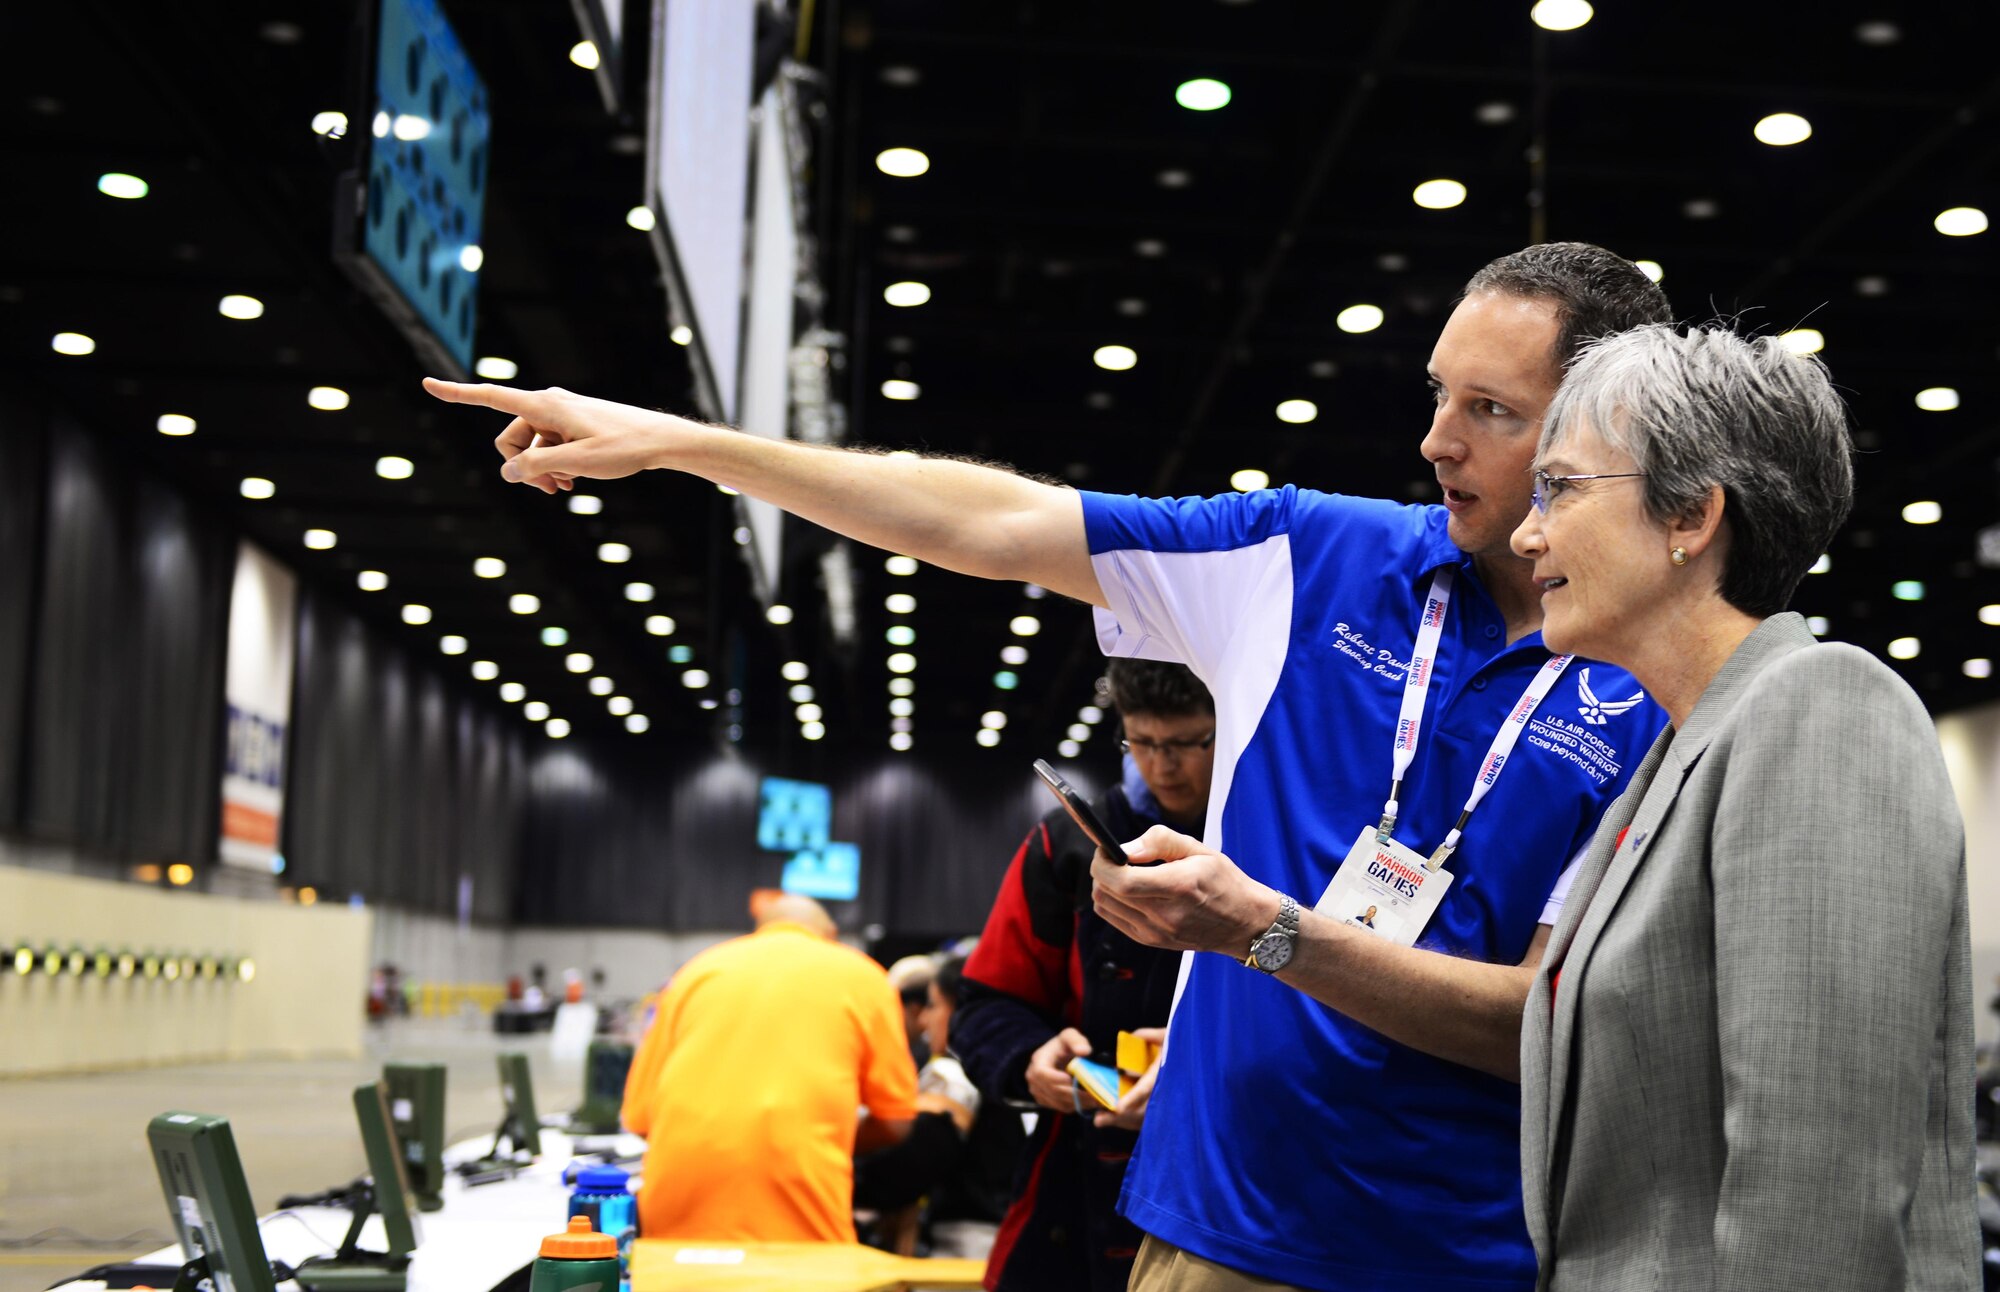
[529,1215,621,1292]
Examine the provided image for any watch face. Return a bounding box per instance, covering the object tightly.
[1254,934,1293,972]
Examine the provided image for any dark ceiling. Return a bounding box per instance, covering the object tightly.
[4,0,1999,777]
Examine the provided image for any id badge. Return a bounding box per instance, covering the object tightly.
[1314,827,1455,947]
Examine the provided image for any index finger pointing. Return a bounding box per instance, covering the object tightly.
[422,377,549,419]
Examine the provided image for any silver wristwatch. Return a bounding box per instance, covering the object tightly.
[1244,893,1301,974]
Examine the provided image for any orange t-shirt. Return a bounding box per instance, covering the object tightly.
[620,922,917,1242]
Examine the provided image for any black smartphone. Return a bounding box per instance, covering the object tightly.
[1032,759,1124,862]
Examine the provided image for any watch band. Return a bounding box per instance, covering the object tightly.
[1244,893,1301,972]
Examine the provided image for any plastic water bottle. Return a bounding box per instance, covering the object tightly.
[568,1164,636,1284]
[528,1215,620,1292]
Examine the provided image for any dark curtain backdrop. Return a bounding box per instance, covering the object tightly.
[0,390,49,830]
[285,588,527,922]
[21,422,230,862]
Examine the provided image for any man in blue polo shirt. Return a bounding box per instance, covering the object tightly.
[424,241,1673,1291]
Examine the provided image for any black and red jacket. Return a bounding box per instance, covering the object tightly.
[954,785,1181,1292]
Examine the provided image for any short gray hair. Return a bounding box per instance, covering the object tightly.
[1539,324,1854,618]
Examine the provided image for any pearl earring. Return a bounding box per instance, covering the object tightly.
[1670,547,1688,566]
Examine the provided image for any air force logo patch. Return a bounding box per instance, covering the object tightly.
[1576,667,1645,726]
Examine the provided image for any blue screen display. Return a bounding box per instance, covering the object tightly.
[361,0,488,372]
[782,843,860,902]
[758,777,831,852]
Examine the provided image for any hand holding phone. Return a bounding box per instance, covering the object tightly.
[1032,759,1123,862]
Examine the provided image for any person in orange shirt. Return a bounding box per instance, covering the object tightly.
[621,894,919,1242]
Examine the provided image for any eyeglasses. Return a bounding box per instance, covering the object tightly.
[1118,732,1216,762]
[1530,469,1647,514]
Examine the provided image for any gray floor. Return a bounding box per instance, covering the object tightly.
[0,1020,583,1292]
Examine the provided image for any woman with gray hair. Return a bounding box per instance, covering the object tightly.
[1510,324,1977,1290]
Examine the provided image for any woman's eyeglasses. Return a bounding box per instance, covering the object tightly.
[1530,469,1647,514]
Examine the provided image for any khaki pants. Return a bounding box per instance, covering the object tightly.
[1127,1235,1314,1292]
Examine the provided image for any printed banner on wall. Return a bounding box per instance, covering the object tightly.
[219,543,297,871]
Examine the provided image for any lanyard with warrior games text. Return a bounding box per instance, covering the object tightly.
[1375,568,1574,870]
[1316,570,1572,947]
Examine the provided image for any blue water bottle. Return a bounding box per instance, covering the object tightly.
[569,1164,636,1287]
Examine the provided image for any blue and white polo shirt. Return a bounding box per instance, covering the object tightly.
[1083,486,1667,1292]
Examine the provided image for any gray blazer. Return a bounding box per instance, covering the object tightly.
[1519,613,1978,1291]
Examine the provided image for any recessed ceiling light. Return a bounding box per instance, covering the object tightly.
[471,660,499,681]
[627,205,656,232]
[311,111,348,137]
[790,684,816,704]
[1887,637,1920,660]
[767,603,794,625]
[1058,739,1082,758]
[796,703,824,723]
[1682,198,1720,220]
[524,700,551,721]
[440,635,467,655]
[598,542,631,564]
[1001,645,1028,666]
[509,593,539,614]
[541,626,569,646]
[1530,0,1593,30]
[886,593,917,614]
[545,718,571,739]
[994,670,1020,690]
[1807,617,1829,637]
[1024,583,1047,599]
[980,710,1007,730]
[157,413,197,436]
[1231,468,1271,492]
[801,721,826,741]
[1474,101,1516,125]
[1156,169,1192,189]
[886,625,916,646]
[883,281,931,307]
[1068,723,1090,741]
[376,455,414,480]
[887,652,917,674]
[881,379,921,401]
[1777,328,1824,355]
[565,652,593,674]
[569,40,600,69]
[589,676,614,696]
[303,529,337,550]
[976,728,1002,748]
[889,697,913,717]
[97,172,148,199]
[357,570,389,592]
[1634,260,1664,283]
[1309,359,1339,378]
[1966,659,1994,679]
[218,294,264,320]
[889,676,915,696]
[1412,178,1467,209]
[1276,399,1317,424]
[890,731,914,751]
[1336,304,1384,334]
[500,682,526,703]
[782,660,810,681]
[401,604,432,625]
[1809,554,1831,575]
[1855,20,1900,45]
[474,356,517,380]
[1094,345,1137,371]
[568,494,603,515]
[1134,239,1167,258]
[669,325,692,346]
[1080,705,1104,724]
[458,245,484,273]
[1174,78,1231,111]
[1116,299,1147,317]
[1010,615,1041,637]
[1981,605,2000,626]
[1915,387,1959,411]
[876,147,930,177]
[880,65,921,87]
[626,714,651,733]
[240,477,275,500]
[607,695,633,715]
[391,114,431,141]
[1902,501,1942,525]
[681,668,710,688]
[625,582,656,602]
[886,555,918,576]
[1935,207,1987,237]
[647,615,677,636]
[308,386,349,411]
[1753,112,1812,146]
[1892,580,1925,602]
[1855,275,1890,297]
[51,332,95,356]
[473,557,506,579]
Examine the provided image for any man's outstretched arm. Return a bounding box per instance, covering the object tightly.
[423,380,1104,606]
